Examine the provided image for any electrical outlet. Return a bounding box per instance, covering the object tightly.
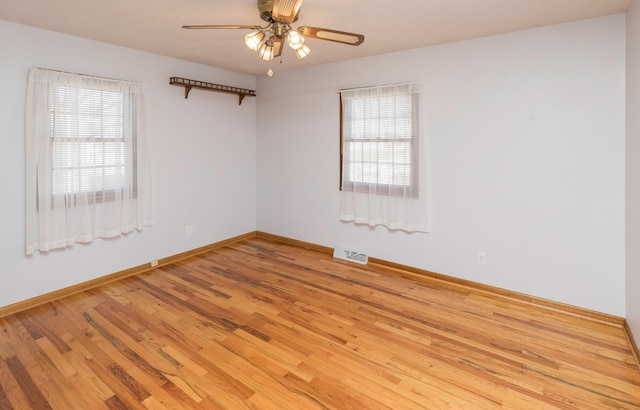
[477,251,486,266]
[186,226,193,236]
[150,260,158,267]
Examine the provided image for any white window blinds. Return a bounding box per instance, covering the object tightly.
[51,86,127,195]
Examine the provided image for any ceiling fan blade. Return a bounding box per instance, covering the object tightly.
[182,25,262,30]
[298,26,364,46]
[272,0,304,24]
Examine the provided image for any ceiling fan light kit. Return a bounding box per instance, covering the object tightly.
[182,0,364,75]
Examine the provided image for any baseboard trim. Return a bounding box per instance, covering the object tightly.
[624,321,640,371]
[255,231,625,328]
[255,231,334,255]
[0,231,256,319]
[370,258,624,326]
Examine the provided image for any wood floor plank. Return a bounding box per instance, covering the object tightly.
[0,382,13,410]
[5,355,51,409]
[104,394,131,410]
[1,237,640,408]
[0,360,25,410]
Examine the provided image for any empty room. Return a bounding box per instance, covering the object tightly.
[2,0,640,408]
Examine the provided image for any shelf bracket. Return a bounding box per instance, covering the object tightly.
[169,77,256,105]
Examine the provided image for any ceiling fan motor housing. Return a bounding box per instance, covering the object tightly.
[258,0,274,22]
[258,0,299,23]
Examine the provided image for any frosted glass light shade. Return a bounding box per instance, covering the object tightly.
[287,29,304,49]
[245,31,265,51]
[295,44,311,59]
[258,41,275,61]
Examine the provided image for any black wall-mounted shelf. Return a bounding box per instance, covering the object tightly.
[169,77,256,105]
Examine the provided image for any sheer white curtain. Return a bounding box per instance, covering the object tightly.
[25,68,153,255]
[339,82,428,232]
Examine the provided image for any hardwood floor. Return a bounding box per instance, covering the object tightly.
[1,237,639,409]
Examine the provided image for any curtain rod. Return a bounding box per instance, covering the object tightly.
[337,81,420,93]
[34,67,134,83]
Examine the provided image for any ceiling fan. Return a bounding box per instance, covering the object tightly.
[182,0,365,74]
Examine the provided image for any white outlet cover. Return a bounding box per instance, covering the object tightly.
[477,252,486,265]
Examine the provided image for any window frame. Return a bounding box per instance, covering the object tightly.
[339,86,420,198]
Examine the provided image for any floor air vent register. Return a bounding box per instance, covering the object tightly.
[333,246,369,265]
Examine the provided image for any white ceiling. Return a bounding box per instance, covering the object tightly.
[0,0,632,76]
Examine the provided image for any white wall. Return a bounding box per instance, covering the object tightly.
[0,14,628,318]
[627,1,640,337]
[257,15,626,315]
[0,20,257,308]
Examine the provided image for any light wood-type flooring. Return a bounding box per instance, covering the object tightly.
[1,237,640,409]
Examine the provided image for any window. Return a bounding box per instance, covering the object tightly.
[25,68,153,255]
[51,85,130,199]
[339,82,428,232]
[340,82,419,196]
